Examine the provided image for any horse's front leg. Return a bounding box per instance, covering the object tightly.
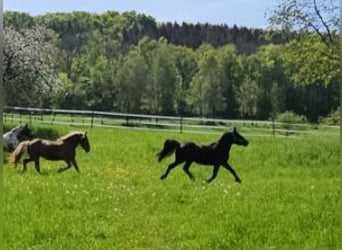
[222,162,241,183]
[22,158,32,172]
[207,165,220,183]
[34,160,41,174]
[71,159,80,172]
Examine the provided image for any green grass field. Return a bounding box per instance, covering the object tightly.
[3,124,340,249]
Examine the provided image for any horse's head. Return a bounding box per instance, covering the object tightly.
[20,124,34,139]
[12,123,33,140]
[231,127,248,146]
[79,132,90,153]
[220,127,249,147]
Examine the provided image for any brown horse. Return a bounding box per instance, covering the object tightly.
[10,132,90,173]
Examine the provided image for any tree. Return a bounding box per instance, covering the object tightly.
[53,72,86,109]
[35,12,97,78]
[243,44,290,119]
[267,0,340,85]
[216,45,242,118]
[282,34,339,86]
[154,46,179,115]
[267,0,339,48]
[139,38,179,115]
[4,11,35,30]
[187,44,226,117]
[116,50,150,113]
[3,26,60,107]
[237,76,260,118]
[172,45,198,115]
[2,10,339,121]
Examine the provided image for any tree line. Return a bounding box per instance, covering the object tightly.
[3,5,340,123]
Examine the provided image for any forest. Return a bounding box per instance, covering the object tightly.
[3,6,340,123]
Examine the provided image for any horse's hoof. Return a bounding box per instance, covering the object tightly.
[160,175,166,180]
[236,179,242,183]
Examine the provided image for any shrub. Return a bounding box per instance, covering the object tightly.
[319,108,340,125]
[276,111,308,130]
[3,123,60,139]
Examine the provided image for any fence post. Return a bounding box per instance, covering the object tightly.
[179,116,183,134]
[52,112,55,125]
[271,116,275,137]
[91,111,94,128]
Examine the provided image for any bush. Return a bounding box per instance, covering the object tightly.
[319,108,340,125]
[276,111,308,130]
[3,123,60,139]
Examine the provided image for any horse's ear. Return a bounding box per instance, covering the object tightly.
[84,131,87,136]
[233,127,237,133]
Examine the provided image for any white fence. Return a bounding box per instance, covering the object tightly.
[3,106,339,137]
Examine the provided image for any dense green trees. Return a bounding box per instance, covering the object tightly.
[266,0,340,121]
[267,0,339,86]
[3,9,339,122]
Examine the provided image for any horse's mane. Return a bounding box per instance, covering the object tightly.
[10,124,24,132]
[58,132,85,141]
[219,131,232,140]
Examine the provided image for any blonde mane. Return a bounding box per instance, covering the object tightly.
[58,132,85,141]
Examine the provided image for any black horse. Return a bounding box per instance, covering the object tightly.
[157,127,248,183]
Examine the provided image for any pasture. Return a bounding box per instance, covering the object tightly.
[3,124,339,249]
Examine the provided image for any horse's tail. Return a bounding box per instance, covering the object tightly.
[156,139,180,162]
[9,141,29,166]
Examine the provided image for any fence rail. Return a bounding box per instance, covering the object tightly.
[3,106,339,136]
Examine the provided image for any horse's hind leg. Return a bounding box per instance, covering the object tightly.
[160,161,182,180]
[207,165,220,183]
[57,161,72,173]
[182,161,194,180]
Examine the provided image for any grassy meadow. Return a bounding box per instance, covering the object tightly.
[3,124,340,249]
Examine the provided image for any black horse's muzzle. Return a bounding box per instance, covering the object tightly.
[238,139,249,146]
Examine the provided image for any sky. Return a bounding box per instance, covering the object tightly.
[3,0,277,29]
